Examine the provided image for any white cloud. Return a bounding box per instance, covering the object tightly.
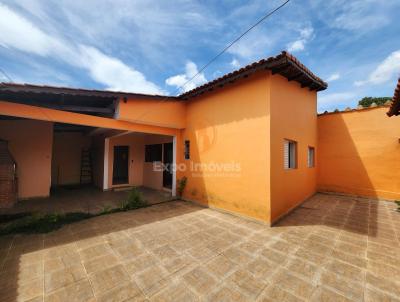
[79,46,165,94]
[230,58,240,68]
[354,50,400,86]
[326,73,341,82]
[287,40,305,52]
[227,27,276,60]
[0,3,164,94]
[287,25,314,53]
[318,92,356,108]
[0,3,61,56]
[311,0,400,33]
[166,61,207,93]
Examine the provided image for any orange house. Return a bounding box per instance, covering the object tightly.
[1,51,329,225]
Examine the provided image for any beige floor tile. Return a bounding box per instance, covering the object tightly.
[114,242,144,259]
[1,277,43,302]
[89,264,130,295]
[320,271,364,301]
[45,279,94,302]
[311,287,353,302]
[273,270,315,300]
[256,285,302,302]
[245,257,276,279]
[1,194,399,301]
[135,264,169,296]
[287,258,319,281]
[151,245,180,261]
[83,253,119,274]
[260,247,288,265]
[228,269,267,298]
[367,260,400,280]
[79,244,112,262]
[183,266,218,296]
[151,282,198,302]
[365,288,400,302]
[96,281,143,302]
[45,264,86,294]
[207,285,248,302]
[325,259,365,283]
[366,272,400,299]
[206,255,237,279]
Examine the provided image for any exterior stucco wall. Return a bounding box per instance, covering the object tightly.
[317,107,400,200]
[142,135,173,190]
[117,98,186,129]
[107,133,173,190]
[92,135,105,189]
[0,119,53,199]
[270,74,318,223]
[182,72,271,222]
[51,132,92,186]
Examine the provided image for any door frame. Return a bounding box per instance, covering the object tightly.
[162,142,173,190]
[112,145,129,185]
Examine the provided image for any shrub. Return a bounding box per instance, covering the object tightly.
[0,212,93,235]
[122,187,146,210]
[358,97,391,108]
[395,200,400,212]
[0,187,149,235]
[177,177,187,197]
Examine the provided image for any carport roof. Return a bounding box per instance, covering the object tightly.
[0,82,174,100]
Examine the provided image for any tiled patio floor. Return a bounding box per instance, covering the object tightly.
[0,186,173,215]
[0,193,399,301]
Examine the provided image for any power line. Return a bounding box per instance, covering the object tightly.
[0,67,13,82]
[130,0,290,123]
[177,0,290,95]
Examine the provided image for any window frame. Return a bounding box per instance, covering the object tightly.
[284,139,297,170]
[184,140,190,160]
[144,144,162,163]
[308,146,315,168]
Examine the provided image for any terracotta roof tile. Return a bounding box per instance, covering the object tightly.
[179,51,327,99]
[387,78,400,116]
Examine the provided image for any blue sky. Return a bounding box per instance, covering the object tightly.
[0,0,399,112]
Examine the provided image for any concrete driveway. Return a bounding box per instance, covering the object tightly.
[0,193,399,301]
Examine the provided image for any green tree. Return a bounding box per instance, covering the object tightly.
[358,97,391,108]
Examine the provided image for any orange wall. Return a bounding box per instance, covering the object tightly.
[270,74,318,223]
[52,132,91,185]
[142,135,173,190]
[92,135,105,189]
[107,133,173,190]
[0,119,53,199]
[182,72,271,222]
[118,98,186,129]
[317,107,400,200]
[107,133,145,189]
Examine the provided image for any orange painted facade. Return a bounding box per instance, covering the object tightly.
[117,98,186,129]
[0,119,53,199]
[270,75,318,222]
[317,107,400,200]
[182,72,271,222]
[1,63,398,223]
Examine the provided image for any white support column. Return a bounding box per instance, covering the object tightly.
[172,136,177,196]
[103,138,110,190]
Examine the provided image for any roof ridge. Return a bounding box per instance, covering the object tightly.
[179,51,327,99]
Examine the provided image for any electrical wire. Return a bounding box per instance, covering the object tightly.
[129,0,291,123]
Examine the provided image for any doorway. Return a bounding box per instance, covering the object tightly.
[113,145,129,185]
[163,142,173,189]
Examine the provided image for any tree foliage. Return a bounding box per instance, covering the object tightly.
[358,97,391,108]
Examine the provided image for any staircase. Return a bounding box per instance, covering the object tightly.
[80,149,92,185]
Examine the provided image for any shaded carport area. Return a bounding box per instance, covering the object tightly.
[0,83,179,213]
